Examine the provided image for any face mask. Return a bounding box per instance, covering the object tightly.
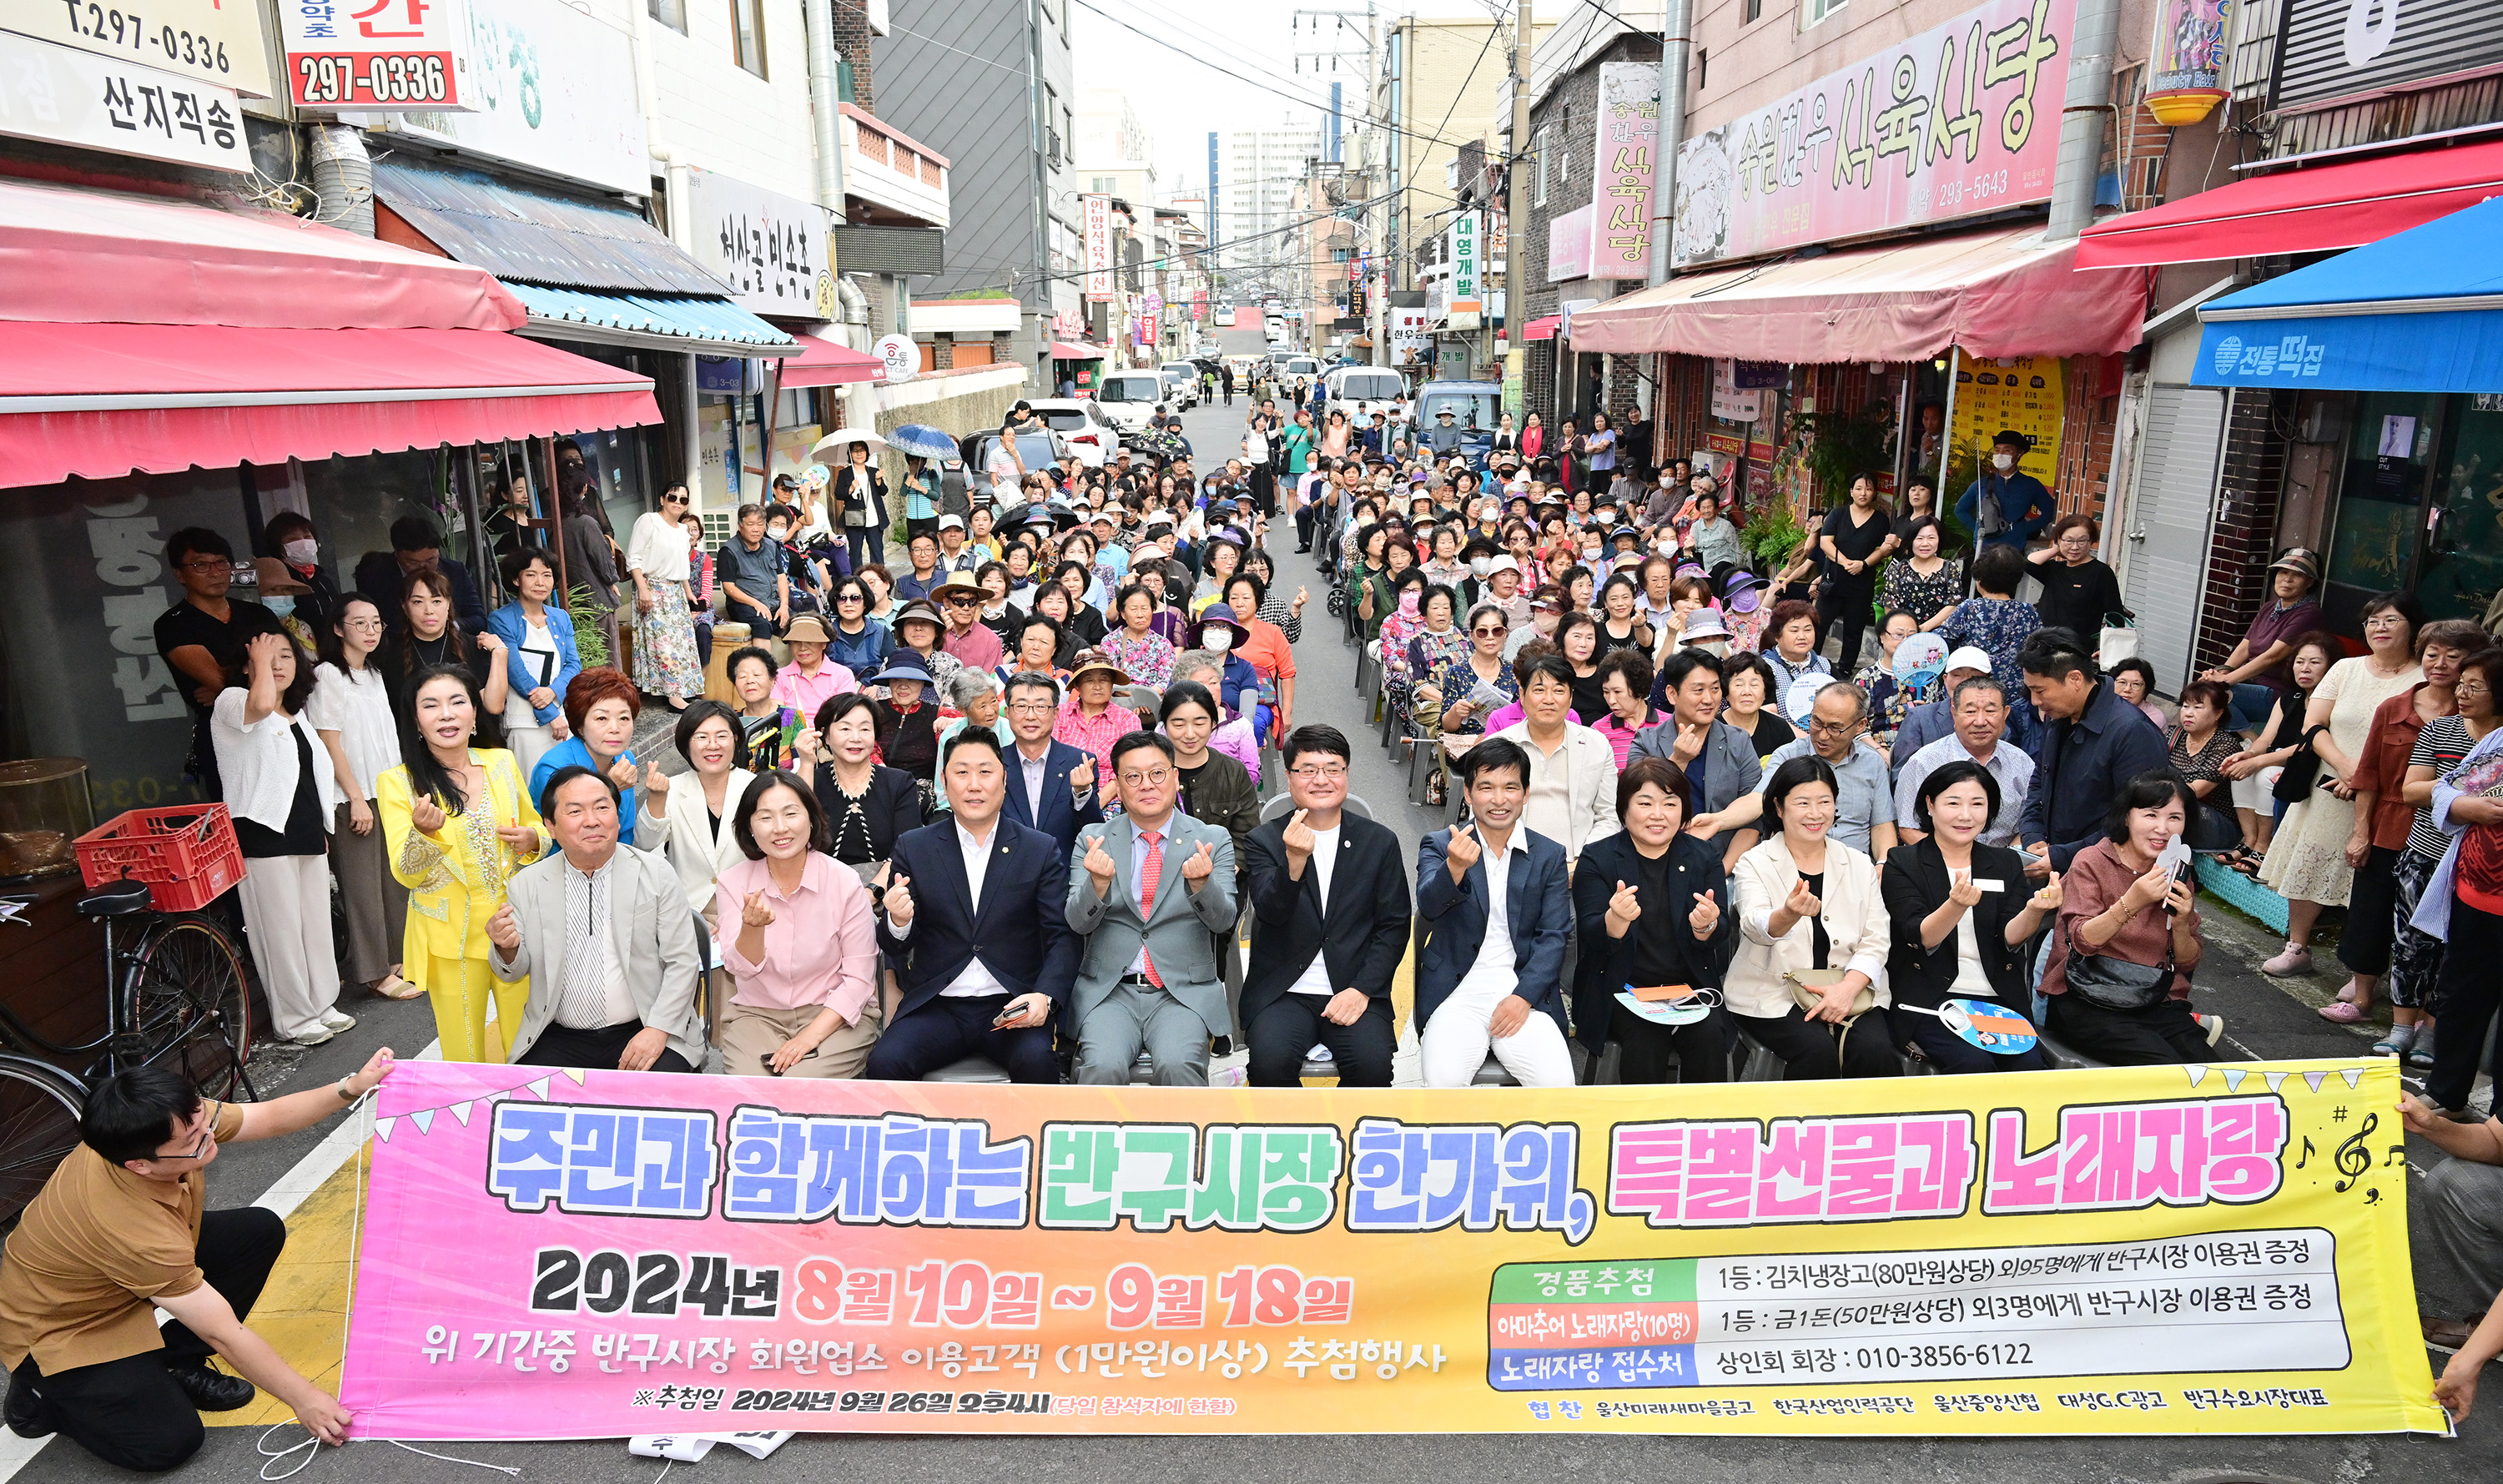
[1655,534,1677,551]
[1532,612,1559,635]
[1469,556,1492,576]
[1583,547,1604,564]
[1205,631,1234,653]
[282,538,319,567]
[1993,453,2016,471]
[1398,591,1421,616]
[768,526,790,541]
[264,596,296,620]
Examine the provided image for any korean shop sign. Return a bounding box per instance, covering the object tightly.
[1671,0,2076,267]
[280,0,476,111]
[1594,60,1662,279]
[13,0,273,97]
[686,167,836,317]
[0,28,249,173]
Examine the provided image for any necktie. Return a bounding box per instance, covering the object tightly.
[1137,830,1165,988]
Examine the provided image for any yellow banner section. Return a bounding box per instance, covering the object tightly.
[345,1059,2449,1438]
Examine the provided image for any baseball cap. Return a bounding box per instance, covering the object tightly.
[1944,646,1995,676]
[937,514,965,531]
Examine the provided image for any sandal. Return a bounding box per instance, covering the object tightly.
[369,973,426,1000]
[2317,999,2370,1024]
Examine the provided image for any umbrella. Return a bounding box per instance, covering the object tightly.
[886,423,957,461]
[809,427,886,457]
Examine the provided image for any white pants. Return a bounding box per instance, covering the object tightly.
[506,722,556,781]
[236,853,341,1040]
[1420,978,1574,1088]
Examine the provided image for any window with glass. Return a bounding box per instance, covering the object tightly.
[2324,390,2442,621]
[730,0,766,78]
[1803,0,1846,27]
[649,0,687,33]
[2419,395,2503,622]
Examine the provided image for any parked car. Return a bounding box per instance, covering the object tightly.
[1095,371,1167,434]
[1157,360,1201,408]
[1324,365,1408,432]
[1413,380,1503,468]
[1213,307,1236,327]
[954,427,1065,506]
[1020,398,1120,467]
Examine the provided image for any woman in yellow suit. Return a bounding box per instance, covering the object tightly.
[379,664,547,1061]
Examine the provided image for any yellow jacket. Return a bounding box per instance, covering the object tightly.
[378,749,545,974]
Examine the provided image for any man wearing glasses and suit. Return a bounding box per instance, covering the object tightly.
[1239,726,1413,1086]
[1065,734,1239,1084]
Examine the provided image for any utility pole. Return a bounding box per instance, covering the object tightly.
[1505,0,1532,412]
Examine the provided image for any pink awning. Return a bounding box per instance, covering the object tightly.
[775,333,884,388]
[1521,315,1561,341]
[0,323,659,490]
[1569,225,2148,364]
[2076,139,2503,270]
[1050,340,1108,358]
[0,176,524,331]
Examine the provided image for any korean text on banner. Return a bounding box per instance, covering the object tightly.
[1672,0,2076,268]
[1952,351,2064,486]
[280,0,472,110]
[1594,61,1662,279]
[0,30,249,174]
[340,1060,2445,1440]
[1084,195,1115,304]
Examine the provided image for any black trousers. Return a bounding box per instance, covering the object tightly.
[16,1207,285,1472]
[1608,1003,1732,1084]
[1816,583,1875,673]
[1900,1000,2052,1074]
[1246,994,1395,1087]
[2338,845,2403,977]
[1736,1005,1901,1079]
[519,1020,696,1074]
[2044,992,2211,1067]
[865,994,1057,1083]
[2429,899,2503,1110]
[1249,465,1277,517]
[1295,501,1318,551]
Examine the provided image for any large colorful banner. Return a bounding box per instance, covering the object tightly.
[1672,0,2076,268]
[340,1060,2446,1439]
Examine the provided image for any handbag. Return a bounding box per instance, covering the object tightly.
[2060,921,2176,1012]
[2098,611,2138,668]
[1785,968,1877,1063]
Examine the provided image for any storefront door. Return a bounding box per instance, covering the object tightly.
[2324,391,2444,631]
[2419,394,2503,624]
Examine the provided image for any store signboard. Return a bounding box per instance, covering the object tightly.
[13,0,272,97]
[2276,0,2503,113]
[1451,212,1480,299]
[0,29,250,174]
[372,0,647,196]
[1711,359,1764,423]
[280,0,473,110]
[1672,0,2077,267]
[1083,194,1114,303]
[1546,203,1595,283]
[1594,61,1662,279]
[687,167,835,317]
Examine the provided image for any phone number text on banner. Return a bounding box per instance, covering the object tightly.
[339,1060,2446,1438]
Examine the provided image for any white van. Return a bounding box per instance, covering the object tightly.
[1095,371,1166,434]
[1325,365,1406,431]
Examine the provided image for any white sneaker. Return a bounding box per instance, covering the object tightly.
[319,1007,356,1032]
[290,1024,336,1048]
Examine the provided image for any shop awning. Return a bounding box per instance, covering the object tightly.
[1521,315,1561,341]
[2076,139,2503,270]
[0,176,522,331]
[0,322,660,489]
[1568,225,2146,364]
[505,284,793,355]
[776,334,884,388]
[2195,195,2503,392]
[1049,340,1108,359]
[372,158,795,356]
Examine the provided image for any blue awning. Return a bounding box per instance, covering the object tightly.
[508,284,795,357]
[2195,195,2503,391]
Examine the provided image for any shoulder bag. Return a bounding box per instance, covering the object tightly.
[2060,919,2176,1012]
[1786,967,1877,1062]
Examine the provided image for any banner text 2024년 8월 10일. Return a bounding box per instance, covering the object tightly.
[338,1059,2450,1439]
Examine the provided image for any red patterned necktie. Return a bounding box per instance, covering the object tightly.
[1137,830,1165,988]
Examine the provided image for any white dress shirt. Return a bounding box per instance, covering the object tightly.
[889,820,1011,999]
[1018,745,1052,823]
[1284,824,1342,997]
[1445,829,1520,1004]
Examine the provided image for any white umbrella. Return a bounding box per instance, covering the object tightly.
[809,427,887,457]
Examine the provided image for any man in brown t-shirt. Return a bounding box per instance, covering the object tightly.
[0,1051,393,1471]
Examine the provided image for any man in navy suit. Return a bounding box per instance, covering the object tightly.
[1414,738,1574,1087]
[1240,726,1412,1086]
[997,672,1105,863]
[868,729,1081,1082]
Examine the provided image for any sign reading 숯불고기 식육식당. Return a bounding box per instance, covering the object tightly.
[336,1059,2450,1439]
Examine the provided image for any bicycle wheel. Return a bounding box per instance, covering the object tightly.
[0,1058,84,1229]
[128,913,254,1101]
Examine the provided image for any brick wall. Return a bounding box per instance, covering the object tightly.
[2052,355,2123,524]
[2194,389,2295,673]
[832,0,874,107]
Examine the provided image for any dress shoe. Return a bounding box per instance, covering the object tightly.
[5,1369,52,1439]
[168,1362,255,1411]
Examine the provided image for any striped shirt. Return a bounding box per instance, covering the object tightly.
[2405,714,2476,859]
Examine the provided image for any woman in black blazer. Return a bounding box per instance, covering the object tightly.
[1881,759,2064,1073]
[1572,757,1735,1084]
[831,443,888,574]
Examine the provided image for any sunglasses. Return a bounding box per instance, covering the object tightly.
[1471,626,1507,637]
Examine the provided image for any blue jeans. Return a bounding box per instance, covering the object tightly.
[2227,682,2275,734]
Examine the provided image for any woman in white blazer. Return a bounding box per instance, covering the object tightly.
[636,702,758,1022]
[1730,754,1901,1079]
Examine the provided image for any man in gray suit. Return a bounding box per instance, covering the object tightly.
[486,766,706,1073]
[1065,733,1238,1085]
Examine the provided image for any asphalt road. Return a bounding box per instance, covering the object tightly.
[15,365,2492,1482]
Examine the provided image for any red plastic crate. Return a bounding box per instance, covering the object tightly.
[73,804,244,913]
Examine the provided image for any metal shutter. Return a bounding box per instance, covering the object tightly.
[2123,385,2228,697]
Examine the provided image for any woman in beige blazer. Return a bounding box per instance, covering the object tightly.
[637,701,757,1030]
[1729,754,1901,1079]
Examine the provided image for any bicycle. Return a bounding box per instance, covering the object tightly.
[0,877,257,1225]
